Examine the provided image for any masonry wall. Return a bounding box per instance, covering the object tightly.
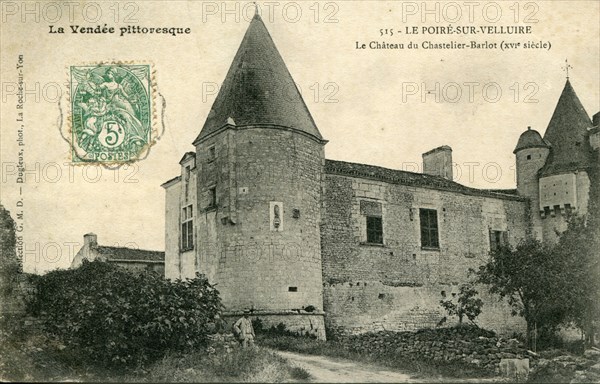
[321,174,529,336]
[195,127,325,317]
[164,161,198,280]
[540,171,591,243]
[515,147,548,241]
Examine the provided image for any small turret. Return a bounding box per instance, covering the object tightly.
[514,127,549,240]
[514,126,550,197]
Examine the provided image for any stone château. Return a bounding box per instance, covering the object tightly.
[162,13,600,339]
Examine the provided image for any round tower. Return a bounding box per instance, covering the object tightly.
[514,126,549,240]
[192,13,327,339]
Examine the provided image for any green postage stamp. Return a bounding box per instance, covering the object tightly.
[69,63,155,164]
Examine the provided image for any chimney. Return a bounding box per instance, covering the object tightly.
[422,145,453,181]
[84,233,97,248]
[593,111,600,128]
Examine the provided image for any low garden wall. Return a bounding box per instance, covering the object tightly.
[336,326,532,373]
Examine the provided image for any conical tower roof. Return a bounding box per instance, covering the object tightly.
[540,79,593,177]
[193,13,323,144]
[514,126,549,153]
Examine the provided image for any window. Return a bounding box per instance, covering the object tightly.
[209,186,217,207]
[208,146,216,162]
[184,165,191,199]
[181,205,194,251]
[366,216,383,244]
[361,200,383,245]
[419,208,439,249]
[489,230,508,252]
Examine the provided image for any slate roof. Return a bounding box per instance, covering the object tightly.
[193,13,323,144]
[514,127,550,153]
[325,159,525,201]
[540,80,594,177]
[95,246,165,262]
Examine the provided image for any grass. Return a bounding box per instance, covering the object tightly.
[0,322,311,382]
[126,347,311,383]
[257,333,493,380]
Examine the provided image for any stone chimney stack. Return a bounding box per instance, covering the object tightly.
[422,145,453,181]
[84,233,97,248]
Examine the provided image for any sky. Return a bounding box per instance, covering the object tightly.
[1,1,598,273]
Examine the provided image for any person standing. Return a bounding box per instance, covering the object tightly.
[233,309,255,347]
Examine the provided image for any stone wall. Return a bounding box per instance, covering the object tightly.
[195,127,325,317]
[163,155,198,280]
[224,311,326,340]
[334,327,532,373]
[321,173,529,336]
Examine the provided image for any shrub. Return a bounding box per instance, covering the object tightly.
[28,260,221,369]
[440,283,483,325]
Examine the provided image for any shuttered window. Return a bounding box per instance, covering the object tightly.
[366,216,383,244]
[420,208,439,249]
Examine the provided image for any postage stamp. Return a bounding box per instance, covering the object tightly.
[69,63,155,164]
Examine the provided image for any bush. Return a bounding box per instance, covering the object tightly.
[28,260,221,369]
[439,283,483,325]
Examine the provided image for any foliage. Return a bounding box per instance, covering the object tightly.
[0,204,20,296]
[473,238,569,344]
[0,321,306,382]
[439,283,483,324]
[28,260,221,369]
[0,204,17,269]
[474,168,600,348]
[551,168,600,346]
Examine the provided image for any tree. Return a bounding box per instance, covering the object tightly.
[473,239,570,347]
[552,167,600,346]
[553,215,600,346]
[29,260,222,368]
[440,283,483,325]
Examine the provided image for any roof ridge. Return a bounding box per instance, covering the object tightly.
[324,159,526,201]
[96,245,164,254]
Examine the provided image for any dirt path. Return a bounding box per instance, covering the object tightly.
[276,350,419,383]
[276,350,500,383]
